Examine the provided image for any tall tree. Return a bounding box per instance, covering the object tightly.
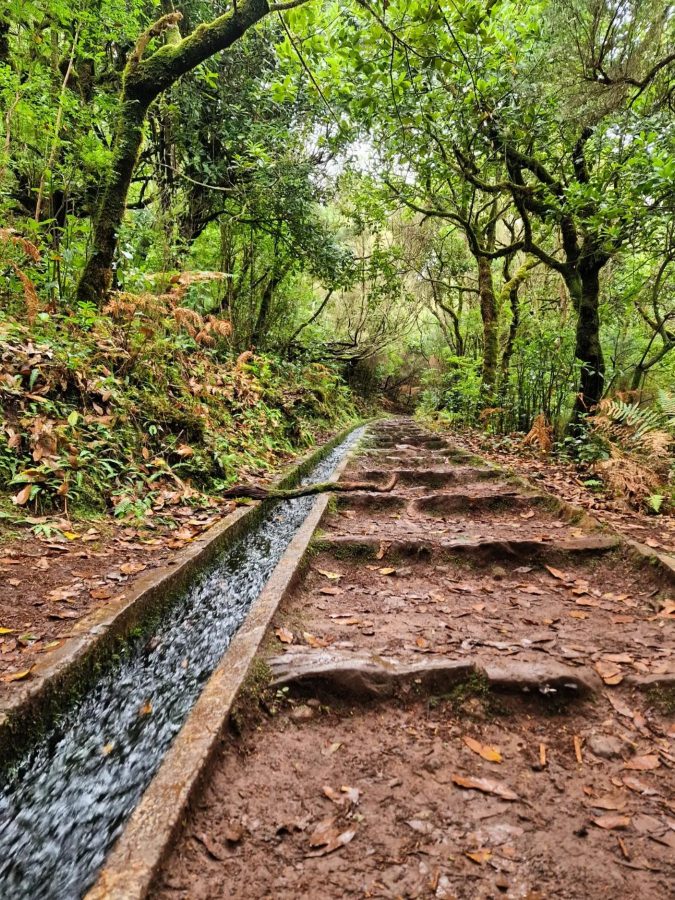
[76,0,311,304]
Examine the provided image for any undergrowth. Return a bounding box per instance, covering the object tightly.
[0,308,359,527]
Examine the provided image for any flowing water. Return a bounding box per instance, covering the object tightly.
[0,429,362,899]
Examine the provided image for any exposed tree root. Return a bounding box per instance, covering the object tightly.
[221,473,398,501]
[267,650,601,699]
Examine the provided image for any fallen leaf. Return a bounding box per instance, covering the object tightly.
[465,849,492,864]
[319,586,342,596]
[593,815,631,830]
[378,567,397,576]
[624,755,660,771]
[463,735,502,763]
[595,660,623,685]
[12,485,32,506]
[303,631,328,649]
[101,742,115,756]
[317,569,342,581]
[307,817,356,856]
[569,611,589,619]
[120,562,147,576]
[416,637,430,649]
[90,586,114,601]
[322,741,342,757]
[520,510,535,519]
[8,578,21,587]
[275,626,294,644]
[451,774,518,801]
[645,538,660,549]
[139,700,153,716]
[589,795,626,811]
[376,542,387,560]
[545,565,567,580]
[0,627,14,635]
[1,667,33,683]
[622,775,659,796]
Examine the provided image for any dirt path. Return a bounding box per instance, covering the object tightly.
[153,418,674,900]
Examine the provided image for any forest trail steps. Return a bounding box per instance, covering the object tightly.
[154,418,674,900]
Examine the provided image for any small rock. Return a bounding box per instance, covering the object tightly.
[290,704,315,722]
[587,734,629,760]
[306,698,321,708]
[423,754,443,773]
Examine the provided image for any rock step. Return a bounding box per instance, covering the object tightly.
[313,533,620,562]
[268,650,601,699]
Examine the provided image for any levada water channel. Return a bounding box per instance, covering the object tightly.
[0,428,363,899]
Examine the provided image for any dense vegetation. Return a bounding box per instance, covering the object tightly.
[1,0,674,522]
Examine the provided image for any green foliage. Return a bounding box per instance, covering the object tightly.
[0,311,358,521]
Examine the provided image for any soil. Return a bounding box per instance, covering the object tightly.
[153,418,675,900]
[0,506,224,682]
[0,427,332,684]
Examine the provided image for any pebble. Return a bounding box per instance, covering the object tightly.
[586,733,629,759]
[289,704,315,722]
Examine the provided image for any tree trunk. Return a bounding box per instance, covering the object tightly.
[251,264,287,348]
[77,96,151,302]
[478,255,499,401]
[75,0,279,304]
[569,265,605,421]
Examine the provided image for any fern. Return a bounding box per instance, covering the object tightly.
[657,390,675,424]
[596,398,664,442]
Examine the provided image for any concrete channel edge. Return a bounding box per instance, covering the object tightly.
[0,421,364,768]
[86,425,363,900]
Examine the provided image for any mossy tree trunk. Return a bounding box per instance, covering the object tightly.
[77,0,305,304]
[566,262,606,421]
[477,255,499,402]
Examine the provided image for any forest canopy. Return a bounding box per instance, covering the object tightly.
[1,0,674,514]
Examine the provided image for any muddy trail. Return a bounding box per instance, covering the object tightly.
[154,418,674,900]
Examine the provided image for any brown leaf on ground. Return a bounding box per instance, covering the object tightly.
[589,796,626,811]
[1,666,33,683]
[378,567,397,576]
[139,700,153,716]
[451,774,518,801]
[463,736,502,763]
[303,632,329,649]
[275,626,294,644]
[120,562,147,576]
[90,586,114,600]
[465,849,492,864]
[622,775,660,795]
[593,815,631,830]
[317,569,342,581]
[308,817,356,856]
[319,586,342,596]
[624,755,660,771]
[545,565,567,580]
[595,660,623,685]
